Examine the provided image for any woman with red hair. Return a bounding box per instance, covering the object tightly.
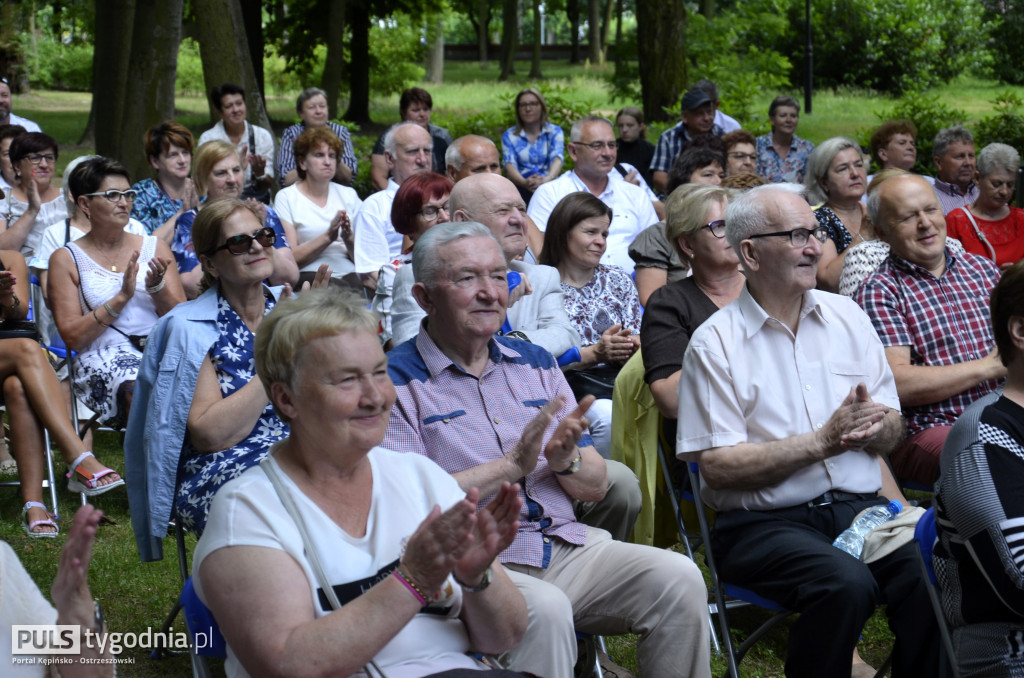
[371,172,452,347]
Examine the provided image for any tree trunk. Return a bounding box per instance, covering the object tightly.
[343,0,372,123]
[498,0,518,81]
[528,0,543,78]
[568,0,580,64]
[425,16,445,83]
[321,0,346,119]
[700,0,714,19]
[0,1,28,92]
[84,0,136,149]
[193,0,272,138]
[118,0,183,182]
[601,0,614,62]
[476,0,489,67]
[239,0,266,101]
[614,0,623,66]
[635,0,686,122]
[587,0,602,64]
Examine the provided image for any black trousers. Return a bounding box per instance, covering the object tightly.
[711,499,939,678]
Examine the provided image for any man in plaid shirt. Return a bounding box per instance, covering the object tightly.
[856,173,1006,486]
[384,221,711,678]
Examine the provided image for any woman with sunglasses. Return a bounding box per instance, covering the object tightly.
[371,172,452,348]
[49,157,185,428]
[126,198,328,541]
[0,131,66,258]
[171,141,298,298]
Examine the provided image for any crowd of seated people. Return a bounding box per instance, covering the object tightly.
[5,70,1024,678]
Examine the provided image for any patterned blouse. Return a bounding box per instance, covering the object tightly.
[176,291,289,535]
[502,122,565,179]
[130,178,182,236]
[756,133,815,183]
[814,205,854,254]
[559,264,643,347]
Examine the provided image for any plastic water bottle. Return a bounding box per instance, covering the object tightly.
[832,500,903,558]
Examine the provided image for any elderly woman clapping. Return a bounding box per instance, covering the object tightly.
[946,142,1024,269]
[191,289,530,678]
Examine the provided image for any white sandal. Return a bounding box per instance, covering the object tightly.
[67,451,125,497]
[22,501,58,538]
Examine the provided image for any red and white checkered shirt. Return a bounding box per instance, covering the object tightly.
[385,330,592,568]
[855,247,1001,437]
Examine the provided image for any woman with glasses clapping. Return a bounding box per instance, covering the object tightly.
[49,157,185,428]
[0,132,66,259]
[126,198,329,543]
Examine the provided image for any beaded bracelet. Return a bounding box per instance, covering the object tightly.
[392,569,428,606]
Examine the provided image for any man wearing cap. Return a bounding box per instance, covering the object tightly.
[0,78,41,133]
[650,88,723,194]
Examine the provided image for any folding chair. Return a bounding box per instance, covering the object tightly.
[913,507,961,678]
[660,448,794,678]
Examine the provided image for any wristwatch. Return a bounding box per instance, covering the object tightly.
[457,566,493,593]
[555,453,582,476]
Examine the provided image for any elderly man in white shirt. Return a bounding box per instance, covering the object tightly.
[677,183,939,678]
[527,116,658,274]
[353,121,432,291]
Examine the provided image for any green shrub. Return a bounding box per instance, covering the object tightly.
[175,38,205,96]
[30,40,93,91]
[873,90,967,174]
[975,92,1024,159]
[982,0,1020,84]
[367,14,425,97]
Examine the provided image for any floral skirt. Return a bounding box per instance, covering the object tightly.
[73,342,141,426]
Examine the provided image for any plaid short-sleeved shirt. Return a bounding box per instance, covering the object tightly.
[385,330,592,568]
[855,248,1001,435]
[649,121,724,176]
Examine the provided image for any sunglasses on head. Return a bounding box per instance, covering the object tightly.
[209,226,276,255]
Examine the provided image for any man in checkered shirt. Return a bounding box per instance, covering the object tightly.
[384,221,711,678]
[856,173,1006,487]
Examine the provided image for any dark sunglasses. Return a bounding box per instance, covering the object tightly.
[209,226,276,255]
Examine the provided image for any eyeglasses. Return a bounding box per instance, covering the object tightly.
[24,153,56,165]
[748,226,829,247]
[727,152,757,162]
[575,140,618,151]
[419,203,450,221]
[209,226,277,255]
[518,101,541,109]
[84,189,138,204]
[702,220,726,238]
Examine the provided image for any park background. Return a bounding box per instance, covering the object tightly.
[3,0,1024,675]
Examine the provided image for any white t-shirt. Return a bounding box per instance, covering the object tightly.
[353,179,402,274]
[197,120,277,184]
[0,541,57,678]
[274,183,362,275]
[528,170,658,274]
[193,447,482,678]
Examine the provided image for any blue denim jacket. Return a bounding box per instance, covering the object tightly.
[125,285,283,561]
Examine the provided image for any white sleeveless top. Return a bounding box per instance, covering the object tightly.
[66,235,160,350]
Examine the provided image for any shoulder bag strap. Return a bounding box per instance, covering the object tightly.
[64,218,72,245]
[247,122,256,161]
[956,206,997,263]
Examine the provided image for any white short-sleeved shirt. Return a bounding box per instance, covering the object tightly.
[193,447,479,678]
[7,113,41,133]
[528,170,658,274]
[353,179,402,274]
[677,287,899,512]
[197,120,276,184]
[273,183,362,275]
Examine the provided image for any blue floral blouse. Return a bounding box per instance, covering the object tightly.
[130,178,183,236]
[175,291,289,535]
[502,122,565,179]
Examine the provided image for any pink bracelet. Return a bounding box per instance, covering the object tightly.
[393,569,427,606]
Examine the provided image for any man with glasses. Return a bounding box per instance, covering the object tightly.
[678,183,939,678]
[528,116,658,274]
[855,173,1003,487]
[0,78,41,133]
